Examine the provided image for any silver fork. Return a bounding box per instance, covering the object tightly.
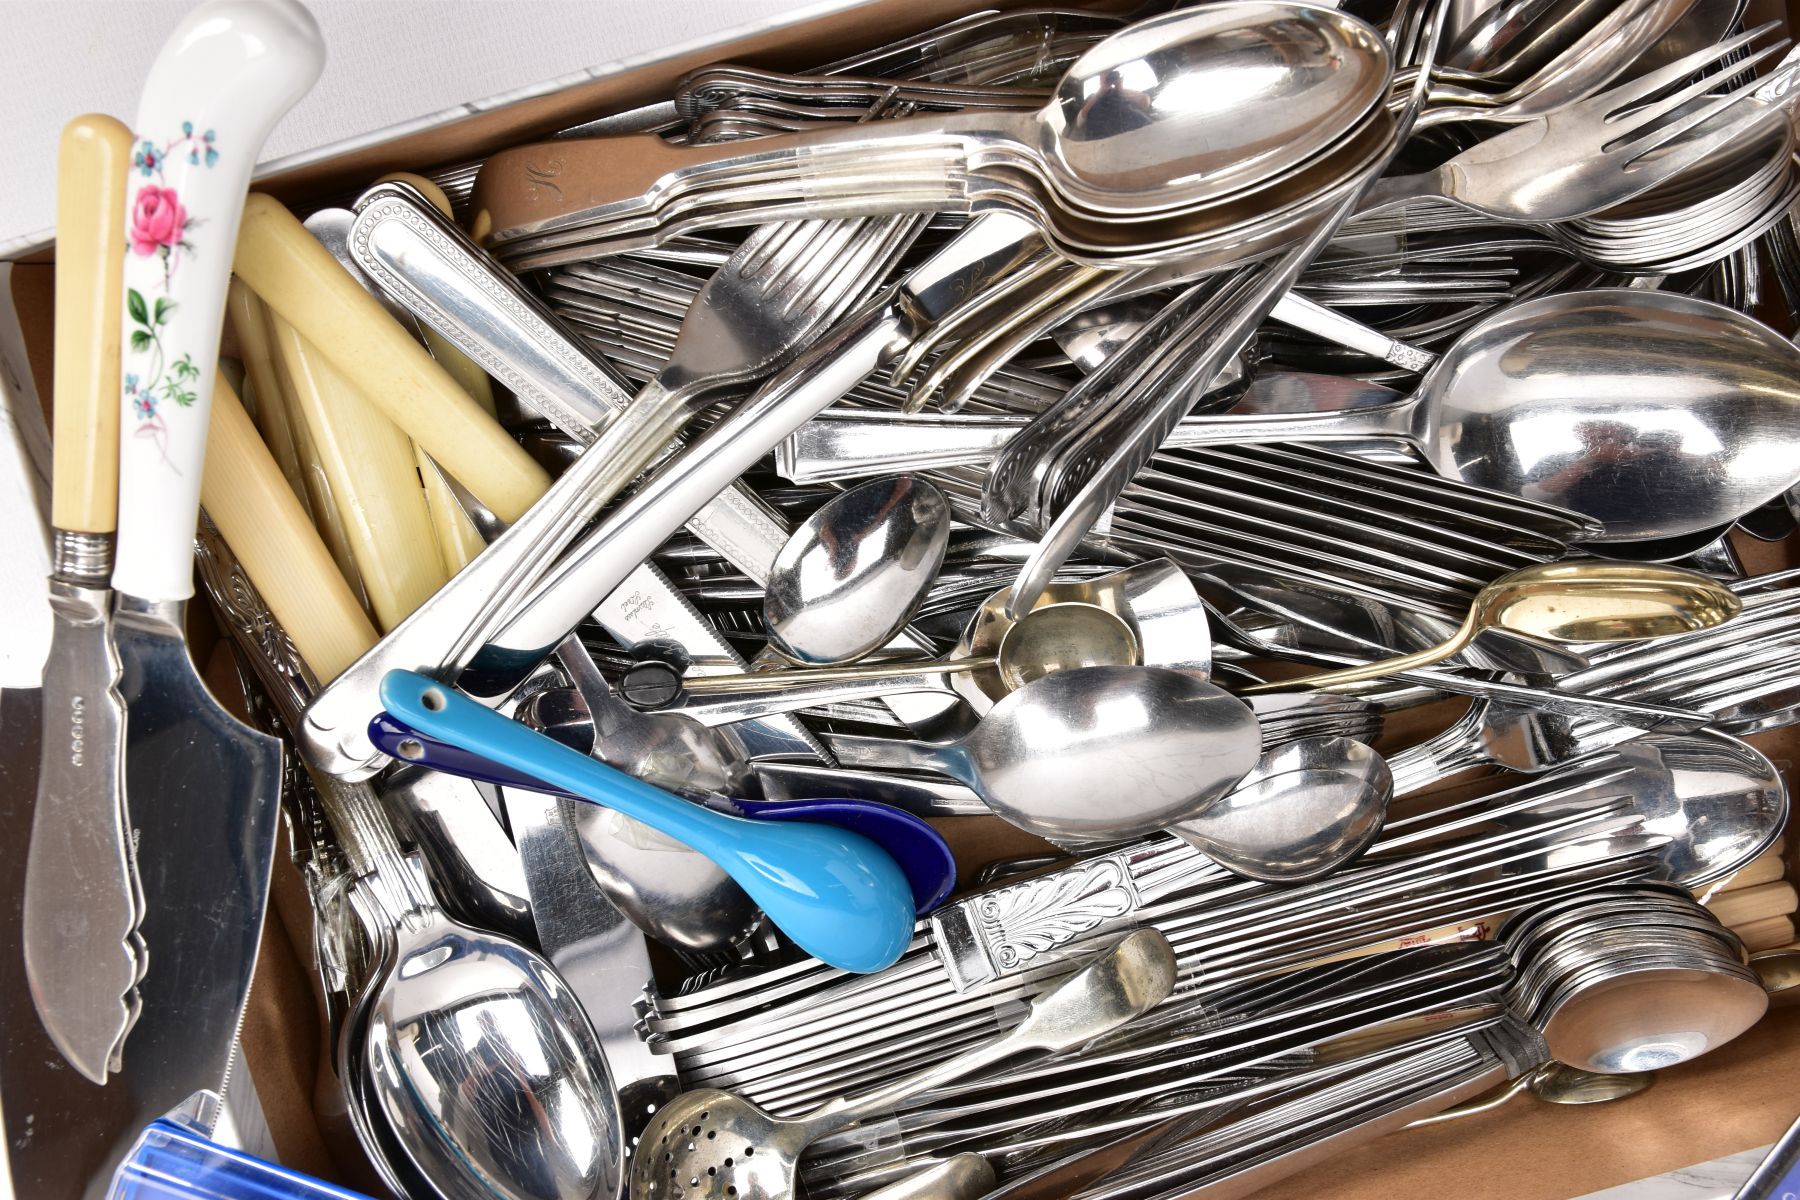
[299,213,922,778]
[1358,22,1790,222]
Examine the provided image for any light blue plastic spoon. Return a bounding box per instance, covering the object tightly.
[378,669,914,973]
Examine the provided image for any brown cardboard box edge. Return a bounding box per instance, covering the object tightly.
[11,0,1800,1196]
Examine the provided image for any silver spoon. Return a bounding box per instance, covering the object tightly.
[766,475,951,665]
[477,2,1393,240]
[1170,737,1392,883]
[514,641,760,962]
[823,665,1260,843]
[630,929,1176,1200]
[350,818,625,1200]
[1054,290,1800,543]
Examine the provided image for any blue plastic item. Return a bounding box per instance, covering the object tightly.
[378,670,915,973]
[367,710,955,912]
[109,1119,372,1200]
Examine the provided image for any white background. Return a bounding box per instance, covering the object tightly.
[0,0,848,252]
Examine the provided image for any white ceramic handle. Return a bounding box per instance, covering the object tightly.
[113,0,323,601]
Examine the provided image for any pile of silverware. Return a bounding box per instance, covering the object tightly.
[15,0,1800,1197]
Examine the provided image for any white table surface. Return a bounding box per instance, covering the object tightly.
[0,0,859,255]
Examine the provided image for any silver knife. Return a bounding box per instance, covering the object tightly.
[306,195,823,764]
[25,113,143,1086]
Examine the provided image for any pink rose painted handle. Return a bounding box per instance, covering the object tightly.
[112,0,323,602]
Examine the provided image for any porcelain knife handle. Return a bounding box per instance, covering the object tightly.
[233,192,549,522]
[201,371,377,681]
[53,115,132,537]
[112,0,323,602]
[264,311,446,630]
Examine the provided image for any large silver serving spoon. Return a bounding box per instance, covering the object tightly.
[823,665,1261,842]
[1049,290,1800,542]
[1170,737,1392,882]
[766,475,951,665]
[476,2,1392,242]
[350,813,625,1200]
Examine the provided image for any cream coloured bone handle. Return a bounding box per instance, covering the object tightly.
[52,114,132,535]
[225,278,310,511]
[1707,882,1798,929]
[264,310,445,631]
[1735,916,1794,952]
[1711,841,1787,893]
[201,371,376,681]
[376,172,491,573]
[233,192,549,522]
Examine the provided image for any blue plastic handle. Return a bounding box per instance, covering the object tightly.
[109,1119,372,1200]
[368,710,955,912]
[379,670,914,973]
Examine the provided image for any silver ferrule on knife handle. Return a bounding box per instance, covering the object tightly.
[51,528,115,586]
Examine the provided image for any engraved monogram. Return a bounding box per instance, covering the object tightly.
[974,856,1139,969]
[525,159,564,200]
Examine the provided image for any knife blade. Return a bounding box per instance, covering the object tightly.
[26,112,143,1086]
[100,3,321,1189]
[0,258,104,1200]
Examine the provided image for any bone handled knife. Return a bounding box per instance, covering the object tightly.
[25,112,142,1087]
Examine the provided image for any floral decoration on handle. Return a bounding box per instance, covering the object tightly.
[123,123,218,460]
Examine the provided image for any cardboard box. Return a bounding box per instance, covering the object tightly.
[6,2,1800,1197]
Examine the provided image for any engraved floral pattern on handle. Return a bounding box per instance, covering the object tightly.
[975,856,1139,969]
[122,122,218,460]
